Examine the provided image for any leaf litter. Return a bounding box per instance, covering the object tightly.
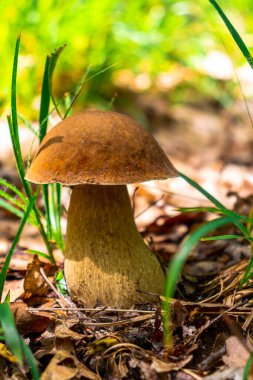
[0,100,253,379]
[1,194,252,380]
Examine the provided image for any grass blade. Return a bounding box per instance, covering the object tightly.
[10,36,25,177]
[20,339,40,380]
[0,198,35,301]
[18,114,37,135]
[0,197,37,226]
[0,189,26,209]
[209,0,253,70]
[0,302,39,379]
[55,270,68,295]
[43,185,52,239]
[63,68,90,118]
[39,44,66,137]
[0,178,27,203]
[179,172,250,239]
[243,354,253,380]
[26,249,52,261]
[0,198,24,219]
[40,56,52,238]
[55,183,64,251]
[9,36,55,265]
[63,63,117,118]
[39,56,51,142]
[48,45,66,119]
[0,302,22,363]
[201,234,250,241]
[163,216,238,350]
[178,206,222,214]
[241,252,253,285]
[179,172,229,212]
[39,46,65,241]
[178,205,253,225]
[49,184,64,251]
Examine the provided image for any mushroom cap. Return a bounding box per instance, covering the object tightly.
[25,111,178,185]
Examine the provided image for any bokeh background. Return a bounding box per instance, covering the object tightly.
[1,0,253,116]
[1,0,253,204]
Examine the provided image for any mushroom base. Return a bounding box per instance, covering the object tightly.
[65,185,165,308]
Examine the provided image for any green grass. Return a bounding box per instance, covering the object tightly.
[0,198,35,301]
[0,36,123,374]
[163,215,241,349]
[1,0,253,115]
[209,0,253,71]
[0,302,39,380]
[163,0,253,353]
[39,46,66,250]
[0,37,67,377]
[0,0,252,374]
[163,174,253,350]
[244,354,253,380]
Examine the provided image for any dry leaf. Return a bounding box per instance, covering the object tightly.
[41,350,98,380]
[222,336,250,368]
[0,343,18,363]
[55,320,84,341]
[203,367,244,380]
[76,361,99,380]
[22,255,54,299]
[117,358,129,378]
[41,350,78,380]
[138,360,158,380]
[11,301,52,334]
[151,355,193,373]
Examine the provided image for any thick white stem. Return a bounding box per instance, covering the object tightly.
[65,185,165,307]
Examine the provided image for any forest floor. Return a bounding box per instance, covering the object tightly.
[0,96,253,379]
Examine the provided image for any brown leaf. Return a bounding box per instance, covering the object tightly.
[10,301,52,334]
[22,255,55,299]
[151,355,193,373]
[34,328,56,360]
[117,358,129,378]
[222,336,250,368]
[77,361,99,380]
[203,367,244,380]
[41,350,78,380]
[138,361,158,380]
[55,319,84,341]
[172,300,188,329]
[41,350,98,380]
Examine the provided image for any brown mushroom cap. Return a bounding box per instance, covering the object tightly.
[25,111,177,185]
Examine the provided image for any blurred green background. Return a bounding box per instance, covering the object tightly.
[1,0,253,119]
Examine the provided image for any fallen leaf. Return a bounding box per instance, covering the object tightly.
[41,350,78,380]
[138,360,158,380]
[0,342,18,363]
[172,300,188,329]
[117,358,129,378]
[222,336,250,368]
[22,255,55,299]
[34,328,56,360]
[77,361,99,380]
[11,301,52,334]
[203,367,244,380]
[41,350,98,380]
[55,320,84,341]
[151,355,193,373]
[87,336,123,354]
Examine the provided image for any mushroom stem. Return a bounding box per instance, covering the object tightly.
[65,185,165,308]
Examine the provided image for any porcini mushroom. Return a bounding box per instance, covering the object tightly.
[25,111,178,308]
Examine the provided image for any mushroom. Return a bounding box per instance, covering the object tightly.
[25,111,178,307]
